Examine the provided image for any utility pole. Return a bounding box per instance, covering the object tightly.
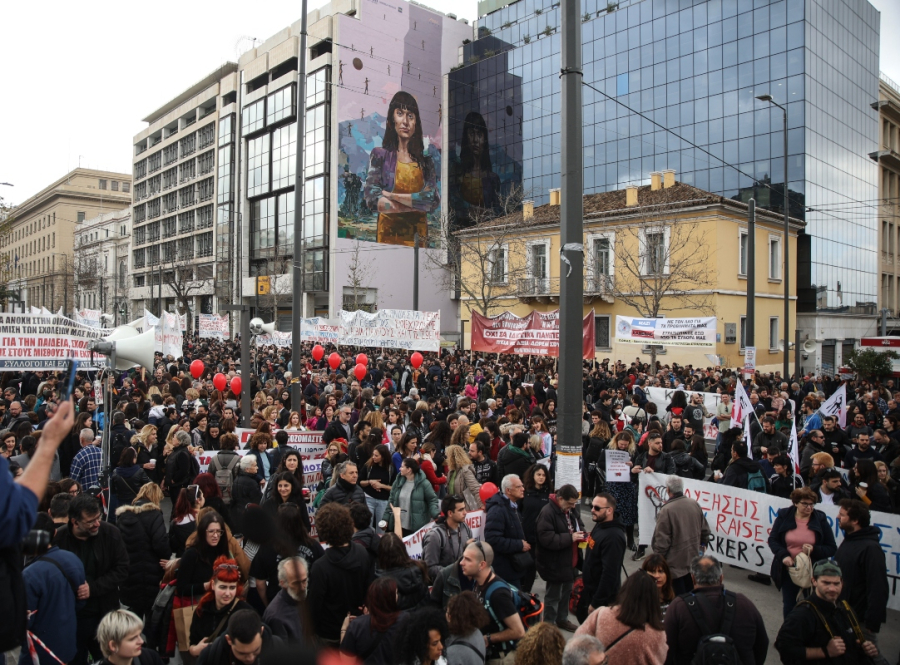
[746,198,755,347]
[558,0,584,492]
[413,231,419,311]
[291,0,309,411]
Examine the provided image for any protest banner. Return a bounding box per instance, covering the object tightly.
[402,510,486,560]
[470,309,595,359]
[743,346,756,379]
[615,316,716,348]
[154,311,183,358]
[255,331,293,347]
[144,309,160,328]
[75,308,102,329]
[198,314,230,339]
[0,312,109,370]
[340,309,440,352]
[638,472,900,611]
[605,450,632,482]
[646,387,722,442]
[235,428,326,488]
[299,317,343,345]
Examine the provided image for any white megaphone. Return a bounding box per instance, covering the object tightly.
[802,339,818,353]
[249,318,276,335]
[100,313,115,327]
[92,326,156,371]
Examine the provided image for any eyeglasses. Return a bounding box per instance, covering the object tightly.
[591,505,610,512]
[207,529,224,536]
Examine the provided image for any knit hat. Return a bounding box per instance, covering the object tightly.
[812,559,842,579]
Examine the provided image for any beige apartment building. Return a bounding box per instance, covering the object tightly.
[873,74,900,328]
[0,168,131,314]
[74,208,132,324]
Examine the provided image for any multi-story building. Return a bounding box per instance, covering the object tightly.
[872,73,900,334]
[133,0,472,337]
[130,63,238,328]
[0,168,131,314]
[450,0,882,369]
[457,172,803,370]
[73,208,132,324]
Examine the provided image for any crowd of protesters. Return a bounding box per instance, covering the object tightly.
[0,334,896,665]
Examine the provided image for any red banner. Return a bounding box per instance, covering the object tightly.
[471,309,595,359]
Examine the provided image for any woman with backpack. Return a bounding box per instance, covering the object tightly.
[207,433,241,507]
[194,472,232,531]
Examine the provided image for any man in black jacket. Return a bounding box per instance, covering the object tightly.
[578,492,625,623]
[835,500,888,636]
[197,609,283,665]
[320,461,366,506]
[720,442,766,490]
[484,474,530,589]
[54,494,129,665]
[633,432,676,475]
[323,405,353,445]
[751,417,788,459]
[497,431,534,481]
[535,484,585,632]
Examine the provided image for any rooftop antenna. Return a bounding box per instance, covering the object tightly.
[235,36,258,59]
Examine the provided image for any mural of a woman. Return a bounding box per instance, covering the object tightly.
[456,111,501,221]
[363,91,438,246]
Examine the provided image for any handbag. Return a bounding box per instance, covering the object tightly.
[510,550,535,574]
[174,604,197,653]
[145,581,177,651]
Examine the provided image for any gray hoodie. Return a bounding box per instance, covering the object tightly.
[445,630,486,665]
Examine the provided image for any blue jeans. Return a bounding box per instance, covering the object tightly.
[365,495,389,534]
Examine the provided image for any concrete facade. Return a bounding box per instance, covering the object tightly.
[872,74,900,328]
[73,209,132,325]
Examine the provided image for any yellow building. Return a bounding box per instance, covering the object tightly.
[456,171,804,372]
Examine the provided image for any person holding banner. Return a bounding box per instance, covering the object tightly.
[602,431,641,554]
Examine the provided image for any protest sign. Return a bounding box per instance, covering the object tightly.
[198,314,230,339]
[154,312,183,358]
[819,384,847,428]
[471,309,595,359]
[0,312,109,370]
[638,472,900,611]
[615,316,716,348]
[299,317,343,345]
[255,331,293,347]
[75,308,102,329]
[340,309,440,352]
[646,387,722,442]
[402,510,486,560]
[743,346,756,379]
[605,450,632,482]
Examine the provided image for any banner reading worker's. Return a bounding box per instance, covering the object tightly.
[0,313,109,370]
[615,316,716,348]
[638,472,900,611]
[471,309,595,359]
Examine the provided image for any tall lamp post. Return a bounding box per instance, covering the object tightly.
[756,93,790,381]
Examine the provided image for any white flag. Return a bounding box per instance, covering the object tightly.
[731,381,753,430]
[789,419,802,476]
[745,410,753,459]
[818,384,847,429]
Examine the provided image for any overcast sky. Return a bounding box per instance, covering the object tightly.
[1,0,897,205]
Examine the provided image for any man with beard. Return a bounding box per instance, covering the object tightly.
[262,557,308,641]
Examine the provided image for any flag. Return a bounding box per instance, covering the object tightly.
[731,380,753,430]
[745,410,753,459]
[818,384,847,428]
[789,419,802,477]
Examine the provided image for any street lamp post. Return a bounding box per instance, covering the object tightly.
[756,93,790,381]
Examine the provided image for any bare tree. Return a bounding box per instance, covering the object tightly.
[343,240,376,312]
[0,196,17,307]
[430,184,537,316]
[163,259,211,334]
[73,245,101,311]
[610,199,715,370]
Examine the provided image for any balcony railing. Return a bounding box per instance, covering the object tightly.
[515,274,615,303]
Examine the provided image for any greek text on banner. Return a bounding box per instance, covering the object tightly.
[615,316,716,348]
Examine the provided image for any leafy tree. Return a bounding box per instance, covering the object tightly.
[845,348,899,381]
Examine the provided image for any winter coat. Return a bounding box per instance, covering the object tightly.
[520,487,551,545]
[650,492,711,579]
[775,592,867,664]
[230,469,263,526]
[535,496,585,583]
[196,626,282,665]
[483,492,526,584]
[422,519,473,582]
[446,464,483,511]
[575,606,667,665]
[767,506,836,589]
[262,589,304,641]
[383,470,440,532]
[110,464,152,505]
[340,612,408,665]
[632,449,676,476]
[721,456,764,489]
[53,521,129,618]
[583,518,626,608]
[321,477,367,507]
[114,500,172,614]
[670,451,705,479]
[375,564,428,610]
[834,525,888,631]
[165,445,196,494]
[307,543,375,641]
[496,443,533,480]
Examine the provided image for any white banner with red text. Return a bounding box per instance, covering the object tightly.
[638,472,900,611]
[198,314,230,339]
[0,312,111,370]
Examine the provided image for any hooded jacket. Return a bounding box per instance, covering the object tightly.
[383,470,440,533]
[497,443,533,480]
[307,542,375,641]
[535,496,585,583]
[834,525,888,632]
[721,456,765,490]
[671,450,706,479]
[375,564,427,610]
[483,492,526,583]
[115,500,172,614]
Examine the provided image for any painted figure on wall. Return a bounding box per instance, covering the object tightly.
[363,91,438,247]
[453,111,501,223]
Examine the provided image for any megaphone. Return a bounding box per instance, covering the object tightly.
[92,327,156,371]
[777,340,796,352]
[100,313,114,326]
[802,339,818,353]
[249,318,276,335]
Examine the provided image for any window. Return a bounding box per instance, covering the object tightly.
[163,167,178,190]
[179,210,195,233]
[198,177,214,202]
[489,245,507,284]
[594,237,611,276]
[530,243,547,279]
[163,241,177,262]
[148,152,161,173]
[197,205,214,229]
[739,316,746,349]
[163,217,177,238]
[739,230,748,276]
[267,85,296,125]
[134,160,147,180]
[148,175,161,196]
[99,179,107,190]
[197,123,215,150]
[595,315,611,348]
[251,197,276,258]
[134,204,146,223]
[305,105,328,177]
[147,221,160,243]
[163,192,178,214]
[133,275,145,287]
[147,245,159,265]
[303,248,327,291]
[134,182,147,201]
[77,212,85,223]
[180,159,196,182]
[163,143,179,166]
[272,124,296,190]
[179,184,196,208]
[122,182,130,193]
[303,176,328,247]
[179,236,194,260]
[769,317,779,351]
[247,135,270,198]
[769,235,782,279]
[111,181,119,192]
[641,227,669,275]
[242,99,265,135]
[307,68,330,108]
[198,150,214,175]
[276,192,295,257]
[219,115,234,147]
[180,133,196,158]
[218,145,233,204]
[133,248,145,268]
[197,232,213,257]
[616,72,629,96]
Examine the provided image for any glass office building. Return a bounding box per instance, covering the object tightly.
[448,0,880,311]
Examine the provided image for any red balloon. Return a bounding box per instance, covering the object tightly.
[410,351,424,369]
[190,359,204,379]
[328,352,341,370]
[356,353,368,366]
[213,373,227,392]
[479,482,499,504]
[311,344,325,362]
[230,376,242,395]
[354,363,367,381]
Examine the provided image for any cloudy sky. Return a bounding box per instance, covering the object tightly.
[0,0,897,204]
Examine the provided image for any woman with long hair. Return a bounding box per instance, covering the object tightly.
[584,414,612,498]
[177,512,233,598]
[361,443,395,532]
[393,607,448,665]
[284,410,304,431]
[852,458,892,513]
[187,556,253,658]
[604,431,640,551]
[271,448,305,492]
[115,483,172,622]
[392,431,420,473]
[0,429,17,459]
[384,458,440,536]
[340,577,409,664]
[109,447,152,523]
[641,554,675,620]
[575,571,667,664]
[518,464,550,593]
[375,532,429,610]
[444,444,482,511]
[875,460,900,510]
[418,441,446,494]
[261,471,307,521]
[515,623,566,665]
[449,423,470,451]
[444,591,490,663]
[194,472,231,530]
[169,485,205,557]
[688,434,708,478]
[530,415,552,458]
[321,440,348,489]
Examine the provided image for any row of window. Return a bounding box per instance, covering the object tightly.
[241,84,297,136]
[133,232,213,267]
[136,153,214,201]
[98,179,129,193]
[133,205,213,245]
[132,267,215,290]
[134,179,215,219]
[135,123,216,183]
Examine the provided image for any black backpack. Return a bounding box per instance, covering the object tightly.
[681,590,741,665]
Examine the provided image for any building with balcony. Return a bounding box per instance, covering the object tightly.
[0,168,131,314]
[872,73,900,333]
[456,173,803,370]
[73,209,132,324]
